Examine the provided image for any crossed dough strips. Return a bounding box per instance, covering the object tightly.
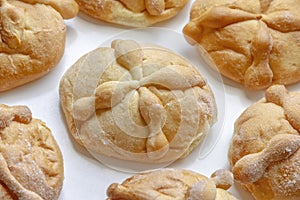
[75,0,188,27]
[183,0,300,90]
[0,104,64,200]
[59,39,217,164]
[107,168,237,200]
[0,0,78,92]
[229,85,300,200]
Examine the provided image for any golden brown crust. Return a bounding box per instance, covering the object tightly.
[106,168,237,200]
[20,0,79,19]
[75,0,188,27]
[0,104,64,200]
[0,0,78,92]
[59,39,217,164]
[229,85,300,200]
[183,0,300,90]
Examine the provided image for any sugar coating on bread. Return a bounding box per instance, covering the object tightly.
[75,0,188,27]
[0,104,64,200]
[183,0,300,90]
[59,39,217,164]
[229,85,300,200]
[106,168,237,200]
[0,0,78,92]
[0,104,32,128]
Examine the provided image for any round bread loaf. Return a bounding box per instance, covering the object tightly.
[229,85,300,199]
[183,0,300,90]
[59,39,217,164]
[107,168,237,200]
[0,104,64,200]
[75,0,188,27]
[0,0,78,92]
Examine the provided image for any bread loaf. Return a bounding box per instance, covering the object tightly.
[0,0,78,92]
[59,39,218,164]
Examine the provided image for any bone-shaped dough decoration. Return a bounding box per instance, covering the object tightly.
[74,0,188,27]
[60,39,217,164]
[183,0,300,90]
[0,154,43,200]
[265,84,300,132]
[244,21,273,89]
[232,134,300,183]
[107,169,236,200]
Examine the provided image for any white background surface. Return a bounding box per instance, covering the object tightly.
[2,1,300,199]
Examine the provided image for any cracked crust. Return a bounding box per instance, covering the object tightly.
[75,0,188,27]
[0,0,78,92]
[0,104,64,200]
[106,168,237,200]
[59,39,217,164]
[229,85,300,200]
[183,0,300,90]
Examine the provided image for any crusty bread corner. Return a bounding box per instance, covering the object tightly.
[0,0,78,92]
[0,104,64,200]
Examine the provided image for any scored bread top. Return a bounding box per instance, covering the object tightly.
[183,0,300,90]
[59,39,217,164]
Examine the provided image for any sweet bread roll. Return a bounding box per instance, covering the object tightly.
[107,168,238,200]
[0,0,78,92]
[183,0,300,90]
[229,85,300,199]
[0,104,64,200]
[75,0,188,27]
[59,39,217,164]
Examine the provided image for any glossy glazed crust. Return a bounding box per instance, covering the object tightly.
[183,0,300,90]
[75,0,188,27]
